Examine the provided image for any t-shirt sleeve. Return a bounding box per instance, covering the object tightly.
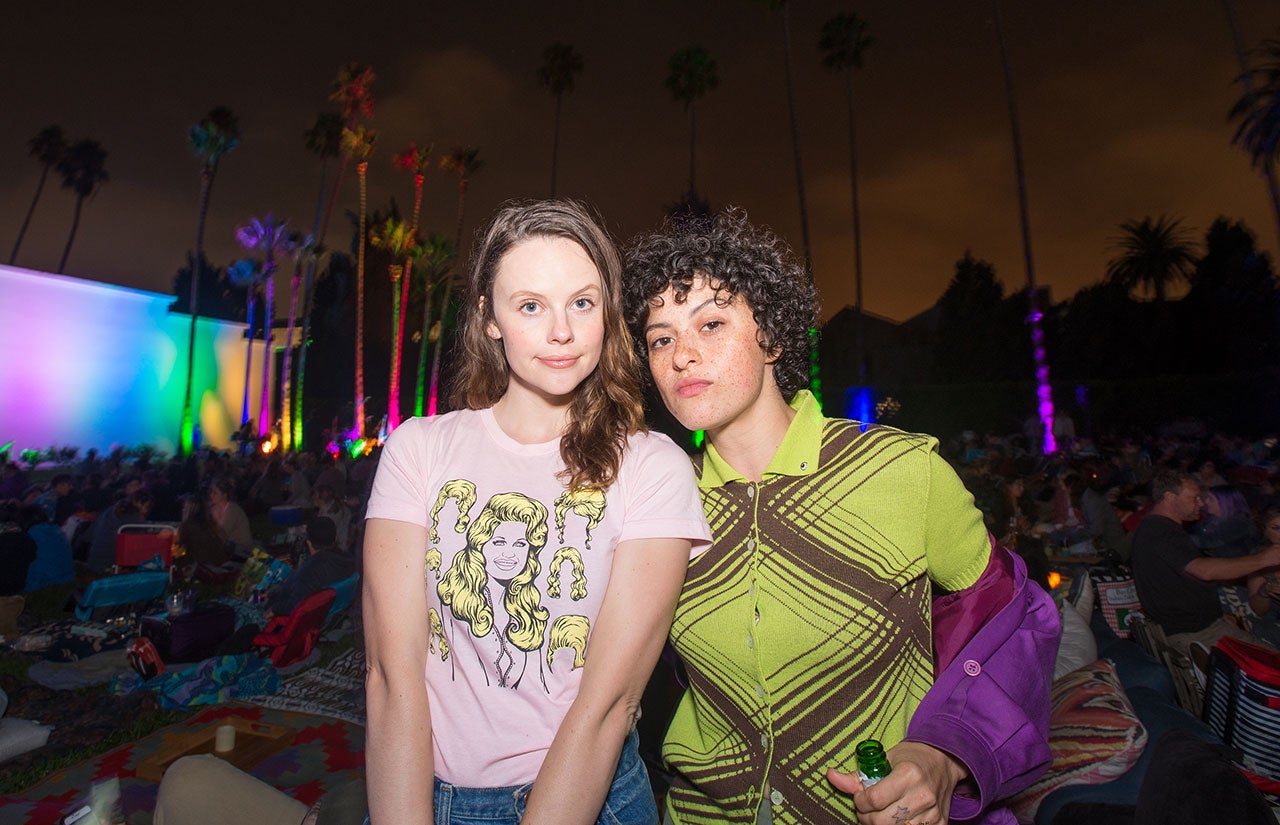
[365,420,431,527]
[923,445,991,591]
[619,434,712,559]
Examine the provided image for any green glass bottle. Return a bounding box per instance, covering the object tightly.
[855,739,892,786]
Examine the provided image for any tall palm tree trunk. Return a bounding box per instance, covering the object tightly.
[993,0,1054,453]
[258,263,276,439]
[58,197,85,273]
[181,167,214,455]
[551,94,563,197]
[844,68,867,387]
[9,165,51,265]
[428,180,469,416]
[354,161,369,438]
[294,262,316,450]
[1222,0,1280,250]
[280,260,302,452]
[387,264,409,431]
[415,284,436,417]
[242,290,257,427]
[780,2,812,274]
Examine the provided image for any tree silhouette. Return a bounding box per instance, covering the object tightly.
[1106,215,1197,301]
[10,125,66,266]
[664,46,719,197]
[538,43,583,197]
[1228,28,1280,249]
[56,139,109,274]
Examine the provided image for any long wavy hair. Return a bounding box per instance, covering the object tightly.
[437,492,550,652]
[451,199,645,490]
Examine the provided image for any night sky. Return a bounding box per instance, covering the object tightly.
[5,1,1279,323]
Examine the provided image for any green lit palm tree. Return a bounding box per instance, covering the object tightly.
[55,139,109,274]
[430,147,484,415]
[664,47,718,197]
[293,111,345,450]
[820,13,874,386]
[343,126,378,437]
[236,214,296,440]
[413,233,455,416]
[538,43,583,197]
[181,106,240,455]
[1106,215,1198,301]
[279,229,314,452]
[10,125,67,265]
[1228,28,1280,250]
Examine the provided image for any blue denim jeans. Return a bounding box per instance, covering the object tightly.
[368,728,656,825]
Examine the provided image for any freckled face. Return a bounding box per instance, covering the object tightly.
[643,278,777,439]
[483,521,529,582]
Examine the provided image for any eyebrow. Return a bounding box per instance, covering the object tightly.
[644,296,717,334]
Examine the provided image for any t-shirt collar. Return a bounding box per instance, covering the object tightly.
[699,390,823,488]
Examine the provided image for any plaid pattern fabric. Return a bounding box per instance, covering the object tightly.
[1091,571,1144,639]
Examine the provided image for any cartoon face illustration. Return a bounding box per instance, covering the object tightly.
[484,521,531,582]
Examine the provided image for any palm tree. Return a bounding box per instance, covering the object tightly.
[1106,215,1198,301]
[227,258,264,428]
[181,106,240,455]
[992,0,1053,453]
[431,147,484,415]
[538,43,584,197]
[413,233,455,416]
[56,139,109,274]
[294,112,344,451]
[820,13,875,387]
[664,46,719,197]
[319,63,376,244]
[343,126,378,438]
[1227,25,1280,250]
[369,216,418,431]
[10,125,67,265]
[279,230,314,452]
[761,0,812,274]
[236,214,297,440]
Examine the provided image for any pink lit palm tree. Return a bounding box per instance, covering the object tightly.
[342,126,378,438]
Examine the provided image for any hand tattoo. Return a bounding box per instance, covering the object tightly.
[891,805,911,824]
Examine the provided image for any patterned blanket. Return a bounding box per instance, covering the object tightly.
[244,649,366,727]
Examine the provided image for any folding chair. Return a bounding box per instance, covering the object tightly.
[116,523,178,568]
[75,571,170,621]
[252,588,336,668]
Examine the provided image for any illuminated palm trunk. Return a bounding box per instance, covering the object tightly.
[258,258,275,440]
[241,288,257,427]
[280,257,302,451]
[354,160,368,439]
[387,264,405,431]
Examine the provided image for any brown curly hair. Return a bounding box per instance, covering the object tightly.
[451,199,645,490]
[622,207,817,400]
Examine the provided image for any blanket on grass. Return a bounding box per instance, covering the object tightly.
[243,649,366,727]
[0,703,364,825]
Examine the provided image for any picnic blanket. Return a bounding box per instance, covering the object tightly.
[0,703,365,825]
[244,649,366,727]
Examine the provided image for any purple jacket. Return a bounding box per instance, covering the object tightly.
[908,542,1059,823]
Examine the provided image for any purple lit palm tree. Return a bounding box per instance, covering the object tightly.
[236,215,296,440]
[228,258,264,428]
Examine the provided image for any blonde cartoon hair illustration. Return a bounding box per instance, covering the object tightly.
[553,487,607,550]
[425,547,442,574]
[547,546,587,600]
[428,607,450,661]
[546,615,590,671]
[430,479,477,545]
[437,491,550,651]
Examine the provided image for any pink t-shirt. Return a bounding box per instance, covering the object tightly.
[366,408,710,786]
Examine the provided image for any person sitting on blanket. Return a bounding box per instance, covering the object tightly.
[264,516,354,620]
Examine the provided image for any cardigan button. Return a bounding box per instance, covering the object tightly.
[963,659,982,676]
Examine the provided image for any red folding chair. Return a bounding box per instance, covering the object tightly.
[252,588,336,667]
[116,523,178,568]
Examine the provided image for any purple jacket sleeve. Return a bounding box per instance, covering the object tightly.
[906,543,1059,822]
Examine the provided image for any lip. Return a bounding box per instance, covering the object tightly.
[674,377,711,398]
[539,355,579,369]
[492,557,518,571]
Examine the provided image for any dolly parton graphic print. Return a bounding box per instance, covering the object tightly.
[430,481,602,692]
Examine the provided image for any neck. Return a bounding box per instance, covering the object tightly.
[706,390,796,483]
[1151,502,1181,522]
[492,392,570,444]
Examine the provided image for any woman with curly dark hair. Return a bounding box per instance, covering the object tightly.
[622,208,1056,825]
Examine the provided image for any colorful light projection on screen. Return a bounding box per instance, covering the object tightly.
[0,265,265,454]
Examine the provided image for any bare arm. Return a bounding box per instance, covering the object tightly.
[363,517,434,825]
[521,536,691,825]
[1185,545,1280,584]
